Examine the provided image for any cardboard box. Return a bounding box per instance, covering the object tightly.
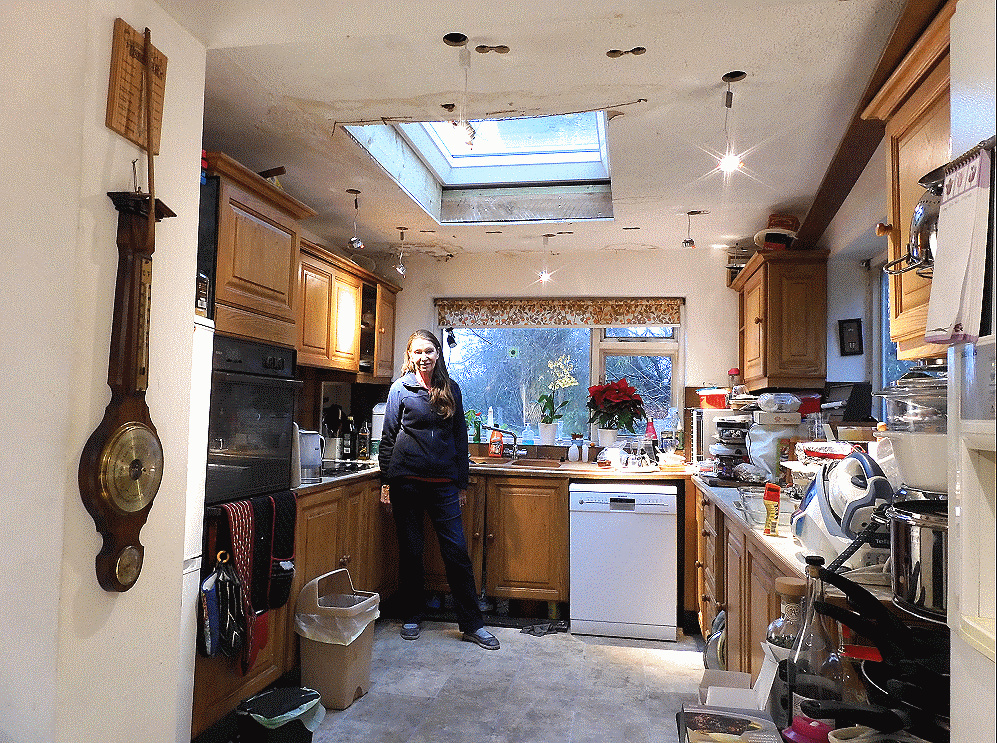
[679,704,781,743]
[752,411,802,425]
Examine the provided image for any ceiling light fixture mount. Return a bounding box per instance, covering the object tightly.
[346,188,364,250]
[443,33,468,47]
[606,47,646,58]
[475,44,510,54]
[395,227,407,276]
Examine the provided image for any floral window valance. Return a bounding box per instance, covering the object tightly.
[435,297,684,328]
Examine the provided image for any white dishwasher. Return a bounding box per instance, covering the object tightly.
[569,482,678,641]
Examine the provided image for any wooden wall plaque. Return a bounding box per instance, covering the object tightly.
[105,18,167,154]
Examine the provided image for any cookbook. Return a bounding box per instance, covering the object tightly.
[678,704,781,743]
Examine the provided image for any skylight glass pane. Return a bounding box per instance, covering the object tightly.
[427,112,603,167]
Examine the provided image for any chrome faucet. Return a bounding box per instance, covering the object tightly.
[480,424,519,456]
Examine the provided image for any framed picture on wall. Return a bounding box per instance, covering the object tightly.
[838,318,864,356]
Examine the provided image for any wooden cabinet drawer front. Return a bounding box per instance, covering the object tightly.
[216,185,297,322]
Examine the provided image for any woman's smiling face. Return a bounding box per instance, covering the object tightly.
[408,336,439,377]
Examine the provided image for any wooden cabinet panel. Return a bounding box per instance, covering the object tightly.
[485,477,568,601]
[724,528,745,672]
[741,270,765,384]
[374,285,397,379]
[296,245,361,371]
[886,57,950,360]
[746,546,782,678]
[205,152,314,346]
[732,250,828,391]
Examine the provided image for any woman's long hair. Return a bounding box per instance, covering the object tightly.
[401,329,457,419]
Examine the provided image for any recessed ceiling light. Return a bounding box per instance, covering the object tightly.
[443,33,468,47]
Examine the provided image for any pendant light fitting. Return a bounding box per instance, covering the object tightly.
[395,227,407,276]
[720,71,746,174]
[346,188,364,250]
[683,210,708,249]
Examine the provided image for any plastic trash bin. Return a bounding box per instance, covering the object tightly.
[235,686,325,743]
[294,568,379,710]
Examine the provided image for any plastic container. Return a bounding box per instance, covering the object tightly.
[294,569,379,710]
[236,686,326,743]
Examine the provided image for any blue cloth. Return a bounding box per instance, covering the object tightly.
[389,479,484,633]
[378,373,470,490]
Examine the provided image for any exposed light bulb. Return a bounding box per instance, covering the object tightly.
[538,268,553,284]
[720,152,742,173]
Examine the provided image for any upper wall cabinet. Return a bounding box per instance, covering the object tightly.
[863,1,954,361]
[296,242,401,375]
[205,152,316,348]
[731,250,828,392]
[297,242,362,371]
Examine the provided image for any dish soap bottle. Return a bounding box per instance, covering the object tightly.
[488,428,503,457]
[567,434,581,462]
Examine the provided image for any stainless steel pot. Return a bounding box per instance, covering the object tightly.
[887,500,948,620]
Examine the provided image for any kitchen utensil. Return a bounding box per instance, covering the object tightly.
[883,165,944,279]
[875,368,947,433]
[887,499,948,620]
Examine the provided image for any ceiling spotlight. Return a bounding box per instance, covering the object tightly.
[720,153,742,174]
[445,327,457,348]
[538,234,555,284]
[347,188,364,250]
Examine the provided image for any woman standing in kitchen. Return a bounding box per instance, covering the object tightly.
[378,329,500,650]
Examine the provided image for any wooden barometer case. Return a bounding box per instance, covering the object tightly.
[79,191,174,591]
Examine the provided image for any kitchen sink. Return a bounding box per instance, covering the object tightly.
[469,457,513,465]
[509,458,562,468]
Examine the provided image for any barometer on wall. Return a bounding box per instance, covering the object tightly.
[79,191,174,591]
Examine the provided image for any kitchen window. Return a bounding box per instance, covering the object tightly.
[437,298,684,440]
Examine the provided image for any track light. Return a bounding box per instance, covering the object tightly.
[683,210,707,249]
[445,327,457,348]
[347,188,364,250]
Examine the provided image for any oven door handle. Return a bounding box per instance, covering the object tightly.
[212,370,303,389]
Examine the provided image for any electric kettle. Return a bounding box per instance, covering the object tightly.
[298,428,324,484]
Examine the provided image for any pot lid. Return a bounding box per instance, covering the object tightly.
[876,366,948,397]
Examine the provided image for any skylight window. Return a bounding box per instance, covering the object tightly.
[344,112,613,224]
[396,112,610,187]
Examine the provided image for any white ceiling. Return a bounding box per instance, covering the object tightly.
[160,0,906,260]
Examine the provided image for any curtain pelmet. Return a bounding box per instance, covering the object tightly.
[435,297,683,328]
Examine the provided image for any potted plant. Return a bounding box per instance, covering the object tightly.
[536,355,578,445]
[586,378,646,446]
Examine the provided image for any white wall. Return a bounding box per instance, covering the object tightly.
[0,2,205,742]
[388,244,740,390]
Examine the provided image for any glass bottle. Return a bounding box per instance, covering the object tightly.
[357,419,371,460]
[341,415,355,459]
[786,556,841,726]
[767,576,806,651]
[473,412,482,443]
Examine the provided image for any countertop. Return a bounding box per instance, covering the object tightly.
[293,459,696,494]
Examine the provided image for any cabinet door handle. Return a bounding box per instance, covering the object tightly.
[695,560,704,569]
[876,222,893,237]
[754,316,764,324]
[486,533,494,542]
[701,595,711,603]
[472,531,481,540]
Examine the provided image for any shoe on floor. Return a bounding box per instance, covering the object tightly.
[462,627,500,650]
[400,622,421,640]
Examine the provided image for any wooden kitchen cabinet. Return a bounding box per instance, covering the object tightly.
[695,489,724,638]
[423,475,486,594]
[206,151,315,348]
[296,242,362,371]
[485,476,569,602]
[731,250,828,391]
[862,2,953,361]
[373,283,398,379]
[694,480,797,679]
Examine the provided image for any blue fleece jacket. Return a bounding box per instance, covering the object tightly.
[378,372,470,490]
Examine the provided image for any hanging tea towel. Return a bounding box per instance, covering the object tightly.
[925,144,992,344]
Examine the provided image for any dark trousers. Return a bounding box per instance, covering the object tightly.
[389,479,484,634]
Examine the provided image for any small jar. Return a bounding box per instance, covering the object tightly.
[567,434,582,462]
[766,577,806,651]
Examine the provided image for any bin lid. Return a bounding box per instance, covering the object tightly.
[237,686,320,718]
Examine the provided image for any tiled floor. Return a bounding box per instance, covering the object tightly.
[310,619,705,743]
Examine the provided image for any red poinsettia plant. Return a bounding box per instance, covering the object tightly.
[586,378,646,433]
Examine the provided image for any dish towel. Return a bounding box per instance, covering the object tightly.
[925,145,993,344]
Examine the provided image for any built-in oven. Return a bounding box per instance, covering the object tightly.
[204,335,301,505]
